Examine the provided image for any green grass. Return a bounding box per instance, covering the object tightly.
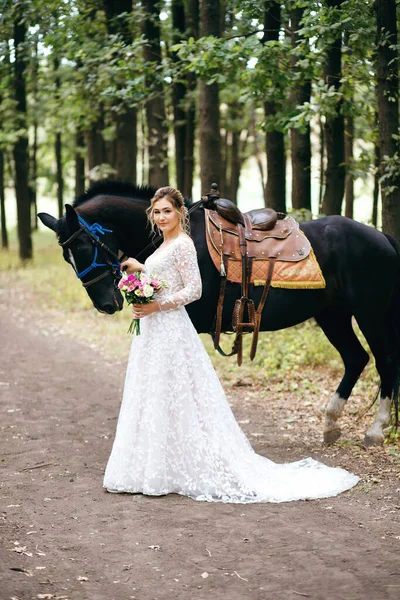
[0,230,379,395]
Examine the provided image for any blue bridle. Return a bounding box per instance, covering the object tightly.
[60,215,121,288]
[74,216,120,280]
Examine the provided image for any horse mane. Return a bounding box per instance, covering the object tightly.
[73,180,157,208]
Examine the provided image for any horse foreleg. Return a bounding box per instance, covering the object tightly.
[323,393,347,444]
[364,397,392,446]
[316,308,369,444]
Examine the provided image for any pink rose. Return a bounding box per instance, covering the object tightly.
[140,274,151,285]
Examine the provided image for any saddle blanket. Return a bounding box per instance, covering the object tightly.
[254,246,326,289]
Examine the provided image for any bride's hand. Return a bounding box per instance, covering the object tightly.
[121,257,144,274]
[132,302,159,318]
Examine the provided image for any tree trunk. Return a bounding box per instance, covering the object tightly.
[55,132,63,219]
[104,0,137,183]
[115,111,137,183]
[250,105,266,203]
[53,57,63,219]
[13,4,32,260]
[182,0,199,198]
[0,150,8,249]
[183,83,196,199]
[318,116,325,213]
[220,130,228,194]
[143,0,169,188]
[372,141,380,228]
[263,1,286,212]
[75,129,85,198]
[199,0,221,194]
[30,33,39,230]
[321,0,345,216]
[228,130,241,204]
[344,115,354,219]
[86,109,106,173]
[375,0,400,239]
[224,101,242,204]
[290,7,311,211]
[172,0,186,192]
[30,120,38,230]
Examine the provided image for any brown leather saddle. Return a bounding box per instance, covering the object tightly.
[202,184,311,365]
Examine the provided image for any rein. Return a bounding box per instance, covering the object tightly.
[59,215,121,288]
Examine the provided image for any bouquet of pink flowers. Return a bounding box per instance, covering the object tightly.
[118,271,166,335]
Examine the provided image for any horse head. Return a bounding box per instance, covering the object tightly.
[38,204,124,314]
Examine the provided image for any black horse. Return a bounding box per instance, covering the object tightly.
[38,180,400,446]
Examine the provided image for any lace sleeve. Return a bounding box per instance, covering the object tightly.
[158,238,202,311]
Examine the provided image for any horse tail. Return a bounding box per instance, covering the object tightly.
[384,233,400,427]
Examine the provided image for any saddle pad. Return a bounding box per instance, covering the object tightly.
[254,249,326,289]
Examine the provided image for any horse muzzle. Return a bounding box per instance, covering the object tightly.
[94,292,124,314]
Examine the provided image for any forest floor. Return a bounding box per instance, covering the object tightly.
[1,286,400,600]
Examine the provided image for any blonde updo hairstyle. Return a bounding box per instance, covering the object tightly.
[146,186,187,234]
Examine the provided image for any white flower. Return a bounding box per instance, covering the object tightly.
[143,284,153,298]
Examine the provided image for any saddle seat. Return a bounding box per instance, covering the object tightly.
[211,197,278,231]
[246,207,279,231]
[206,208,310,265]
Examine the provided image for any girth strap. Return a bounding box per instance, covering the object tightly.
[249,255,276,360]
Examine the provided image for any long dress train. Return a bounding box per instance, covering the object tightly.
[103,236,359,503]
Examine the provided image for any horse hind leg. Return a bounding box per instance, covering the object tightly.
[315,307,370,444]
[355,317,395,446]
[364,397,392,446]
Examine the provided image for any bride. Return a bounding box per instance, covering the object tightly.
[103,186,359,503]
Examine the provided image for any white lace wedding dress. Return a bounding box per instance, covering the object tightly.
[103,236,359,503]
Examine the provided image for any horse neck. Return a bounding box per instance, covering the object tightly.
[77,195,151,256]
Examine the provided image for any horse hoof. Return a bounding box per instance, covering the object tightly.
[363,434,384,447]
[323,428,341,444]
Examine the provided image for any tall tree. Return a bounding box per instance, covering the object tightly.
[171,0,186,192]
[104,0,137,184]
[344,115,354,218]
[143,0,169,188]
[75,129,85,197]
[321,0,345,216]
[53,56,64,219]
[86,108,106,173]
[13,1,32,260]
[0,148,8,249]
[343,31,354,220]
[30,31,39,230]
[372,140,380,228]
[183,0,199,198]
[290,6,311,211]
[262,0,286,212]
[199,0,221,194]
[375,0,400,239]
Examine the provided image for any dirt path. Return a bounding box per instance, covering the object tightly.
[1,314,400,600]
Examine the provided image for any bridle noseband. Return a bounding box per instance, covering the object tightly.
[59,215,121,289]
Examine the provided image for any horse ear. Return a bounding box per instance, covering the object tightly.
[38,212,58,232]
[65,204,80,232]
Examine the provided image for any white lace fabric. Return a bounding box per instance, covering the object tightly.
[103,236,359,503]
